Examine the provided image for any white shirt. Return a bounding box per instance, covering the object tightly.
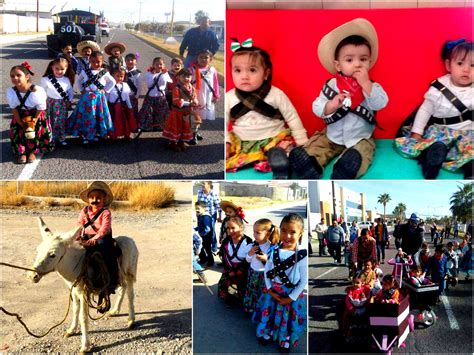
[7,86,47,110]
[264,247,308,300]
[193,65,219,120]
[107,82,133,109]
[246,241,271,272]
[225,86,308,145]
[126,67,143,98]
[145,71,172,97]
[315,222,328,239]
[411,74,473,135]
[313,78,389,147]
[226,237,252,264]
[40,75,74,101]
[76,69,116,93]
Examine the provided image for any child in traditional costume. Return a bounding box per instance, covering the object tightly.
[225,38,308,178]
[243,218,279,315]
[105,42,126,72]
[69,51,115,144]
[40,57,75,146]
[76,40,99,77]
[7,62,54,164]
[125,53,142,118]
[341,274,370,336]
[166,57,184,108]
[290,18,388,179]
[372,274,400,304]
[395,40,473,179]
[254,213,307,353]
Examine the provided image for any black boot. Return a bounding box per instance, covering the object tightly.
[289,147,323,179]
[331,148,362,179]
[267,147,290,179]
[462,160,473,180]
[420,142,448,179]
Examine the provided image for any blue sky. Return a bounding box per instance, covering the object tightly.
[337,181,469,218]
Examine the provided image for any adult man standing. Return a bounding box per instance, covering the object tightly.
[179,16,219,68]
[327,220,345,264]
[349,220,360,244]
[400,213,425,257]
[315,218,328,256]
[340,217,349,241]
[374,218,389,264]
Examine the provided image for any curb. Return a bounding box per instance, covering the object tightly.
[131,31,224,87]
[0,33,48,45]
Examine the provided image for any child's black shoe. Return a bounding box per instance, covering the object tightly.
[188,138,198,145]
[419,142,448,179]
[268,147,290,179]
[196,133,203,141]
[257,336,272,346]
[289,147,322,179]
[331,148,362,179]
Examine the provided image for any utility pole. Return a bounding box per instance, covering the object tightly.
[169,0,174,37]
[138,1,144,32]
[36,0,39,32]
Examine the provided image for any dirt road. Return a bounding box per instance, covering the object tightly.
[0,199,192,352]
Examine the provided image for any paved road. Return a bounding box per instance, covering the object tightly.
[308,233,473,354]
[0,29,224,180]
[193,201,308,354]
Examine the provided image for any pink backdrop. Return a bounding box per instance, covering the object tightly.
[226,8,472,138]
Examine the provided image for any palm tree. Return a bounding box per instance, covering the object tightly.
[377,193,391,220]
[450,183,473,223]
[392,202,407,220]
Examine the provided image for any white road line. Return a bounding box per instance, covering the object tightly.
[24,48,42,54]
[17,153,42,180]
[315,267,338,280]
[440,294,460,330]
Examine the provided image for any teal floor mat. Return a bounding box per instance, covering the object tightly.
[226,140,465,180]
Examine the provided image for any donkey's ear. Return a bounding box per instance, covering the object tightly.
[61,225,82,244]
[38,217,54,240]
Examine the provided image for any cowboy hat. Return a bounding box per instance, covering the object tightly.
[104,42,126,56]
[220,200,240,212]
[77,40,100,54]
[79,181,114,206]
[317,18,379,75]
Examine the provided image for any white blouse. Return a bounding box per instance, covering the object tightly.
[313,78,389,148]
[76,69,116,93]
[226,86,308,145]
[264,247,308,300]
[411,74,473,135]
[246,241,272,272]
[226,237,252,264]
[7,86,47,110]
[145,71,172,97]
[107,82,133,109]
[40,75,74,101]
[126,67,143,97]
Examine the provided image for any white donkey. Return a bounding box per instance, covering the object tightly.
[27,217,139,352]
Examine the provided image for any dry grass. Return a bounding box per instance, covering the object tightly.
[128,182,176,210]
[1,181,176,210]
[0,182,26,206]
[133,32,224,75]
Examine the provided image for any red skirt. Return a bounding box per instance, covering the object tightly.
[163,110,194,143]
[109,102,138,139]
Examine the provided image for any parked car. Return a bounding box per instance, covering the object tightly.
[358,221,372,230]
[100,22,110,36]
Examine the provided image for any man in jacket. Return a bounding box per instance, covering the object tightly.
[374,218,389,264]
[400,213,425,257]
[327,220,345,263]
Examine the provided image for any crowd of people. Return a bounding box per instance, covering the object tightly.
[192,187,307,353]
[314,213,473,340]
[7,16,221,164]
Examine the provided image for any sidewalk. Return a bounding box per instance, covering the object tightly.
[0,32,47,45]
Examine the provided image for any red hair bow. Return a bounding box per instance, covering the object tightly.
[21,61,34,74]
[235,207,247,223]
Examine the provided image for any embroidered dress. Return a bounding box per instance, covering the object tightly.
[394,74,473,172]
[107,83,138,139]
[7,86,54,157]
[217,236,252,305]
[126,67,142,118]
[243,241,271,313]
[40,75,74,143]
[138,71,172,131]
[226,85,308,172]
[192,65,220,120]
[163,83,198,143]
[253,245,308,349]
[68,69,115,140]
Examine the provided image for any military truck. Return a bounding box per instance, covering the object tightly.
[46,10,103,57]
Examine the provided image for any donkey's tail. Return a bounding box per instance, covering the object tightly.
[116,236,138,283]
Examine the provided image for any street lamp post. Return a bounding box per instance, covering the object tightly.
[36,0,39,32]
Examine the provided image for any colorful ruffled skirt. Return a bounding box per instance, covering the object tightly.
[163,110,195,143]
[253,281,307,348]
[10,110,54,157]
[226,129,295,172]
[217,262,248,306]
[243,268,265,313]
[67,90,113,141]
[394,125,473,172]
[46,97,69,143]
[138,95,169,131]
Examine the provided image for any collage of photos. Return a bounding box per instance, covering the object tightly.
[0,0,472,354]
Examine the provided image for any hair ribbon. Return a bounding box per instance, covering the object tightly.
[230,38,253,52]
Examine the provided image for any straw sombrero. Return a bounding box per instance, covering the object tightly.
[79,181,114,206]
[104,42,127,56]
[317,18,378,75]
[77,40,100,54]
[220,200,240,212]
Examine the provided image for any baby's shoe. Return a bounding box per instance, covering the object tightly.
[289,147,322,179]
[268,147,290,180]
[331,148,362,179]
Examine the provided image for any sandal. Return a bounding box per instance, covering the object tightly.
[17,155,27,164]
[27,154,36,163]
